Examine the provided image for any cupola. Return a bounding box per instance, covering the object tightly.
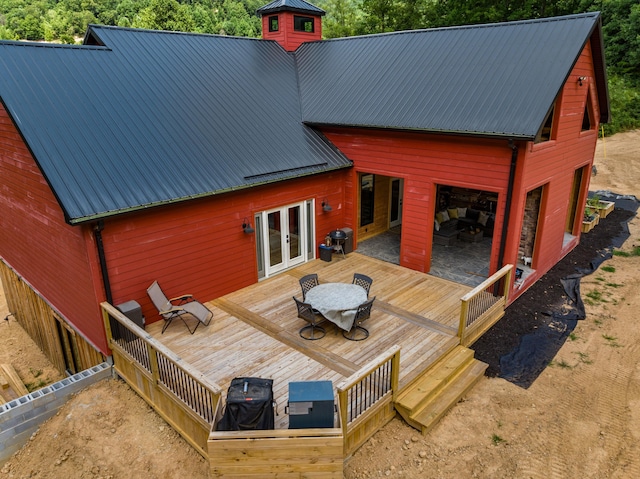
[257,0,325,52]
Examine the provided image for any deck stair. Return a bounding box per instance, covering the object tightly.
[394,345,488,434]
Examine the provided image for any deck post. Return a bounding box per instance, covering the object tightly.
[102,306,114,348]
[147,344,160,385]
[458,299,470,341]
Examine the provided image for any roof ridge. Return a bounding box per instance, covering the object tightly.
[87,24,264,43]
[298,11,600,46]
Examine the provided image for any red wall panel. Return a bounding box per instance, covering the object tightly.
[0,104,106,351]
[322,128,513,273]
[101,172,348,325]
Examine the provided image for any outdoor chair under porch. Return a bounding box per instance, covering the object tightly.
[147,281,213,334]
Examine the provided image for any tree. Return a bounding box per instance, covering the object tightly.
[133,0,196,31]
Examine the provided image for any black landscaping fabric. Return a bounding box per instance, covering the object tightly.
[473,192,638,388]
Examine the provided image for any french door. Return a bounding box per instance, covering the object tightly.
[256,201,314,278]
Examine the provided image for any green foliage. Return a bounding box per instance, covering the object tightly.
[604,75,640,135]
[613,246,640,257]
[491,433,506,445]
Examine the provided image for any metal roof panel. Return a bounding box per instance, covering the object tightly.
[295,13,602,138]
[0,29,350,223]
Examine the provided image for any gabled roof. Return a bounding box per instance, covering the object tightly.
[0,27,349,224]
[0,11,608,225]
[257,0,325,16]
[296,12,608,138]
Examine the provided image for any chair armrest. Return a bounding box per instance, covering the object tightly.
[169,294,193,303]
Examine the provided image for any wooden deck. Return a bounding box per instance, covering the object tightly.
[146,253,472,429]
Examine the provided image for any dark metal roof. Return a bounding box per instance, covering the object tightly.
[0,27,349,224]
[296,12,606,138]
[0,12,608,224]
[257,0,325,16]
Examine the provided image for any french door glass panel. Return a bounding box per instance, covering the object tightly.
[262,202,308,277]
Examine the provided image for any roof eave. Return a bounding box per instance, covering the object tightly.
[307,122,534,142]
[66,164,351,225]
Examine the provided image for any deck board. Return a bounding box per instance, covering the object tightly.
[145,253,471,428]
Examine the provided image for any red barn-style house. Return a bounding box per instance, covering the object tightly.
[0,0,608,371]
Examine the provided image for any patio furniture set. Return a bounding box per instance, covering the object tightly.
[294,273,375,341]
[145,272,375,342]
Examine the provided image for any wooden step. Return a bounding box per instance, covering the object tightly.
[395,346,475,417]
[409,359,487,434]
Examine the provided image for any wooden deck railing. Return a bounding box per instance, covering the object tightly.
[208,405,344,478]
[458,265,513,346]
[336,345,401,456]
[101,302,222,457]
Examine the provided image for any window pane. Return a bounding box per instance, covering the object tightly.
[360,174,375,226]
[294,16,314,32]
[269,16,278,32]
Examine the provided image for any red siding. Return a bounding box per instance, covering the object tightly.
[505,41,600,300]
[0,104,107,352]
[261,12,322,52]
[322,128,512,273]
[102,172,348,325]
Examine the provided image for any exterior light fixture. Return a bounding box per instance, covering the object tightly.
[242,217,255,234]
[322,200,332,212]
[578,76,587,86]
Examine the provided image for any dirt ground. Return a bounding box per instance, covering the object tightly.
[1,131,639,478]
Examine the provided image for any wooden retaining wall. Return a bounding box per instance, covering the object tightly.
[0,260,104,375]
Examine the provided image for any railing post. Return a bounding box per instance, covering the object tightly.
[458,299,469,342]
[101,304,114,347]
[338,389,348,439]
[148,344,161,386]
[391,349,400,401]
[502,266,513,302]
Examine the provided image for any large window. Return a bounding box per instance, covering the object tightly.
[294,15,314,32]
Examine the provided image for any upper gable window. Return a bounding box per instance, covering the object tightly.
[294,16,314,33]
[536,104,556,143]
[269,16,279,32]
[581,90,595,132]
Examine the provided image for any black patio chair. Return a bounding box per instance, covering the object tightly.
[299,273,319,301]
[343,296,376,341]
[352,273,373,297]
[293,296,326,340]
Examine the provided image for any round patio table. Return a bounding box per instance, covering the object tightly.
[305,283,367,331]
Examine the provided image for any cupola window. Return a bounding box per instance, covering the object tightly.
[269,16,279,32]
[294,16,314,33]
